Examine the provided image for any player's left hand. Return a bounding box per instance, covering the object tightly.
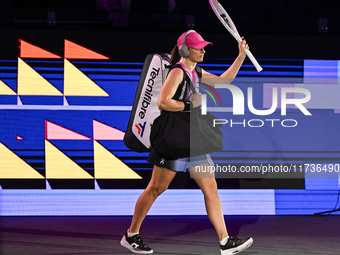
[238,37,249,59]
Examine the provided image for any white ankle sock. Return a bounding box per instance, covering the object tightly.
[127,229,139,237]
[220,236,229,246]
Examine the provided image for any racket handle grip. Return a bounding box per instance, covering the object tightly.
[245,48,263,72]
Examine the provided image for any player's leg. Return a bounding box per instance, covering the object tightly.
[189,163,228,240]
[121,165,177,254]
[129,165,176,233]
[189,163,253,255]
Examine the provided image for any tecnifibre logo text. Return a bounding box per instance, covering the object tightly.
[201,84,312,128]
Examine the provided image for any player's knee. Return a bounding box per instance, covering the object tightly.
[149,183,168,197]
[201,180,218,197]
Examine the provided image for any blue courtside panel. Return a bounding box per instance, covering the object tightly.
[304,60,338,78]
[275,190,340,215]
[1,58,340,216]
[0,189,275,216]
[305,178,339,190]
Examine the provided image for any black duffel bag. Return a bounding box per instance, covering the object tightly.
[150,107,223,159]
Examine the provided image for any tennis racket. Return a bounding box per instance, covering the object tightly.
[209,0,263,72]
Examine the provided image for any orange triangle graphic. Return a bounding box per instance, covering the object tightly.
[45,120,92,140]
[65,39,109,60]
[19,39,61,59]
[93,120,125,140]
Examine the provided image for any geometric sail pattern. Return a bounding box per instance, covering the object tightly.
[93,140,141,179]
[64,39,109,60]
[19,39,61,59]
[17,58,63,96]
[0,80,16,95]
[63,59,109,96]
[1,38,144,189]
[93,120,125,140]
[45,140,93,179]
[45,120,91,140]
[0,143,44,179]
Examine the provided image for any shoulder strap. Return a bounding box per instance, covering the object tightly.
[195,65,202,78]
[172,64,199,95]
[188,79,196,95]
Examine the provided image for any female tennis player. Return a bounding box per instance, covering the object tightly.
[121,30,253,255]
